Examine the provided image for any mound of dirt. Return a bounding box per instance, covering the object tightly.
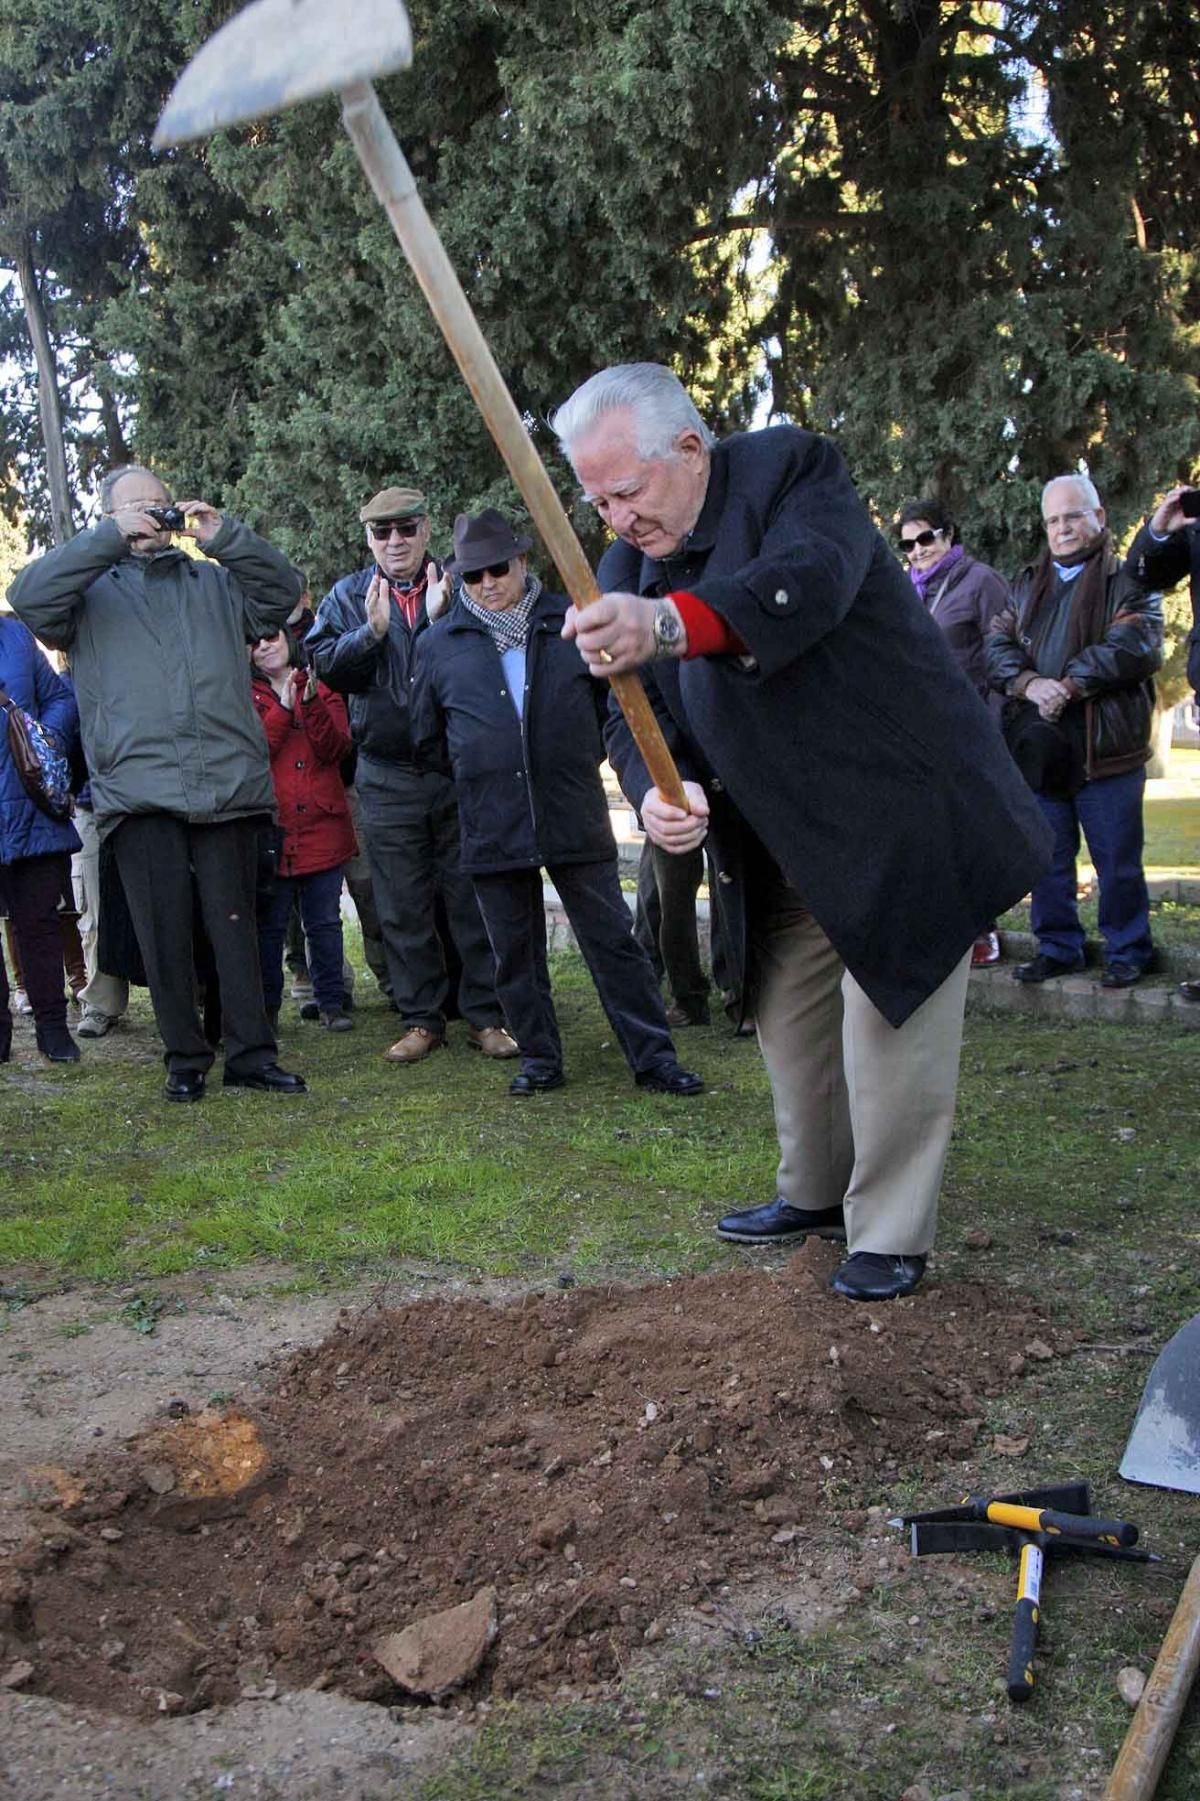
[1,1248,1065,1717]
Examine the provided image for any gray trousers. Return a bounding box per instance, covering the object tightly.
[753,899,970,1257]
[354,756,501,1032]
[71,804,129,1020]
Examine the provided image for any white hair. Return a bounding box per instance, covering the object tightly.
[1042,471,1102,511]
[551,363,715,467]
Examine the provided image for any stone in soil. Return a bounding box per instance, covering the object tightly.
[1,1248,1064,1718]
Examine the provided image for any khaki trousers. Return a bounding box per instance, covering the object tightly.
[70,805,129,1020]
[753,906,970,1257]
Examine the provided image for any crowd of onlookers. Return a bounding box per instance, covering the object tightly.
[0,443,1197,1092]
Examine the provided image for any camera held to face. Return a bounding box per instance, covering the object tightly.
[146,504,188,531]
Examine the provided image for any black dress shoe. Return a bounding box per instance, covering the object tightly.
[1013,954,1085,984]
[716,1197,846,1244]
[222,1062,307,1094]
[1100,964,1142,989]
[635,1065,703,1096]
[35,1023,81,1063]
[165,1069,206,1103]
[830,1252,926,1301]
[510,1069,565,1096]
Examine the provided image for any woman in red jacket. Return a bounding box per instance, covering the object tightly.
[251,631,357,1031]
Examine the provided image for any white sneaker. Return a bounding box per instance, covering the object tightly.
[12,988,32,1015]
[77,1008,115,1039]
[289,976,314,1000]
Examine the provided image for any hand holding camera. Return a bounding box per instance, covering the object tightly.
[1150,486,1200,535]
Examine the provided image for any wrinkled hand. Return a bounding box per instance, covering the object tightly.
[1026,675,1072,721]
[425,565,450,621]
[174,499,222,546]
[1149,487,1198,536]
[642,781,709,853]
[564,592,664,675]
[365,570,391,641]
[110,505,165,546]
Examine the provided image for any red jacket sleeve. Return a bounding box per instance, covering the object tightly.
[251,680,294,757]
[300,682,352,765]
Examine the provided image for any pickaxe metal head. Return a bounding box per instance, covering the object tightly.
[153,0,413,148]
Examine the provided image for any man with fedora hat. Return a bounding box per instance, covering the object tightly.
[307,485,515,1063]
[411,507,702,1098]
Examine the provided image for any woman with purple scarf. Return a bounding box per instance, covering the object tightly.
[895,497,1010,966]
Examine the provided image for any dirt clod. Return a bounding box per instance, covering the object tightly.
[374,1586,498,1698]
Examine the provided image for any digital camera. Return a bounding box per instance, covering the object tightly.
[146,504,188,531]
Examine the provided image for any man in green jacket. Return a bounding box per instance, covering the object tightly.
[9,465,307,1102]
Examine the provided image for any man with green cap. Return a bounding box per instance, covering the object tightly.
[307,485,514,1064]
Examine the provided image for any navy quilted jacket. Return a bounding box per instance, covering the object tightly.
[0,612,80,864]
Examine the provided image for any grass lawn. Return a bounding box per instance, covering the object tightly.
[2,951,1198,1798]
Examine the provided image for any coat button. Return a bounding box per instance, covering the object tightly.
[773,588,789,607]
[710,778,723,793]
[717,870,733,885]
[295,760,305,769]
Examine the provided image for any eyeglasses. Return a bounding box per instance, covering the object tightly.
[899,528,942,553]
[368,518,424,541]
[461,561,511,584]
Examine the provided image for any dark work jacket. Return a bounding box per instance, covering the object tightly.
[985,553,1162,780]
[1124,520,1200,701]
[410,589,615,876]
[306,560,441,768]
[601,426,1052,1028]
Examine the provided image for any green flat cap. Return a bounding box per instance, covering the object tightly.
[360,484,426,523]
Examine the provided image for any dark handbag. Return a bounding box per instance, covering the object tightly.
[1001,697,1086,801]
[0,683,73,819]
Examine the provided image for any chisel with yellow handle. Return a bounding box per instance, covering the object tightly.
[966,1496,1138,1548]
[1006,1540,1044,1703]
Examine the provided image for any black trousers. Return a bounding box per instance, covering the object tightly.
[355,757,501,1032]
[473,860,677,1080]
[0,851,71,1032]
[112,814,276,1075]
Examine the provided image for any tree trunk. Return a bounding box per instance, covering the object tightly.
[14,236,75,545]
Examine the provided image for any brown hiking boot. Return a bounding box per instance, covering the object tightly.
[468,1024,519,1059]
[384,1026,446,1064]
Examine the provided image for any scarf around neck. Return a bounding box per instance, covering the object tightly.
[459,574,542,652]
[910,542,964,603]
[1022,530,1112,662]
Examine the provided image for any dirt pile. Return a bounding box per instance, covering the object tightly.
[1,1248,1066,1717]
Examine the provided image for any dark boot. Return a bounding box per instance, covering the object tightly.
[36,1021,81,1063]
[0,1017,11,1062]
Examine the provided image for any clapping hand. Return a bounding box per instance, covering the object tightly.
[365,570,391,640]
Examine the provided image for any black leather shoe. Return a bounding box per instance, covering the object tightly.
[1100,964,1142,989]
[1179,980,1200,1004]
[223,1062,307,1094]
[165,1069,206,1103]
[831,1252,926,1301]
[716,1197,846,1244]
[635,1065,703,1096]
[36,1023,81,1063]
[1013,954,1085,984]
[510,1069,565,1096]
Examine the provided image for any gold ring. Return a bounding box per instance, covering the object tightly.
[598,648,614,665]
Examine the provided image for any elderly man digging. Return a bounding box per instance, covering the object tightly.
[554,364,1050,1301]
[411,508,701,1098]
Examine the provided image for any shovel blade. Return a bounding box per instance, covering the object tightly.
[1119,1314,1200,1496]
[154,0,413,147]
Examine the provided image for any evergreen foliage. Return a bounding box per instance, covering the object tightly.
[0,1,1196,587]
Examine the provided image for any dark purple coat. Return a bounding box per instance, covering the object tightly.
[601,426,1051,1027]
[915,552,1010,718]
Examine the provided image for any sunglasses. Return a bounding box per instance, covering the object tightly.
[368,518,424,541]
[461,560,511,584]
[899,528,942,553]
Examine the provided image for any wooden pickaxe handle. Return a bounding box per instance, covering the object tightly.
[340,81,688,811]
[1103,1552,1200,1800]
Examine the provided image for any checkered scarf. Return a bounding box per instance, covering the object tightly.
[458,574,541,652]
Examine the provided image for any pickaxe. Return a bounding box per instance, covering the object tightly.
[153,0,687,807]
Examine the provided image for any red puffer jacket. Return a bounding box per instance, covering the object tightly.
[251,673,357,876]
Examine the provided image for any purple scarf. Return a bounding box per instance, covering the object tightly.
[910,542,964,604]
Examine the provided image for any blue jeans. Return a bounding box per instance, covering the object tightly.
[1031,768,1151,971]
[258,865,347,1012]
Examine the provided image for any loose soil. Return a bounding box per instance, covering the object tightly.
[2,1244,1068,1728]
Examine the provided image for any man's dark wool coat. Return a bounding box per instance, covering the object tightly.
[410,588,615,876]
[600,425,1052,1028]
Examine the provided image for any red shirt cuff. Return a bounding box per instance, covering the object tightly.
[668,591,747,658]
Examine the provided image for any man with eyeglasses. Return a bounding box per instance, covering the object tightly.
[551,364,1051,1303]
[987,474,1163,989]
[307,485,514,1064]
[8,463,307,1101]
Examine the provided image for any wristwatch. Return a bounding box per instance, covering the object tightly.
[652,600,684,659]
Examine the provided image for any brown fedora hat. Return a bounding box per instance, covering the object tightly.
[446,507,533,574]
